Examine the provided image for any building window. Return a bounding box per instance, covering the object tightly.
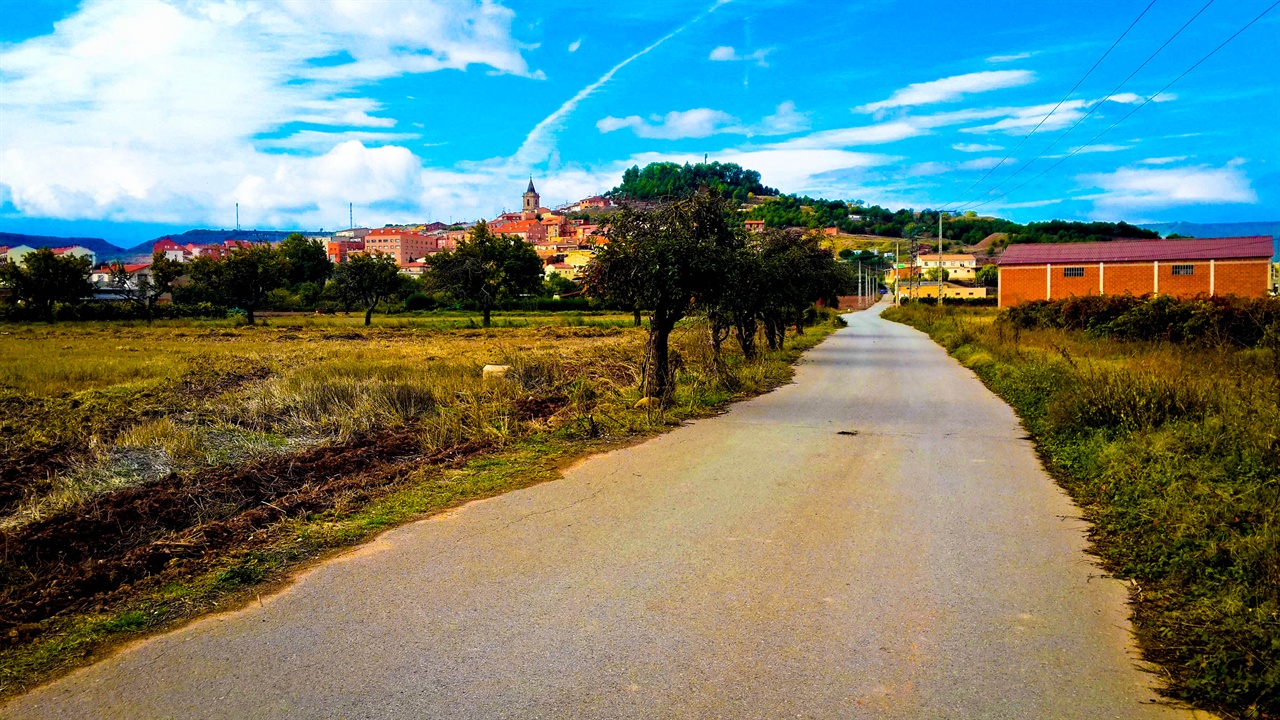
[1063,267,1085,277]
[1172,264,1195,276]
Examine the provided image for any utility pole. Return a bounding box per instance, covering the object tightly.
[349,203,353,230]
[937,210,945,309]
[235,203,239,231]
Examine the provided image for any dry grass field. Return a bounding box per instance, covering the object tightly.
[0,309,843,697]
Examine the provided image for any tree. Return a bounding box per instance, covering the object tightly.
[187,243,288,325]
[591,194,743,397]
[427,221,543,327]
[925,267,950,282]
[279,232,332,286]
[756,230,849,348]
[110,251,184,322]
[543,272,577,297]
[977,264,999,287]
[331,252,404,325]
[0,248,93,321]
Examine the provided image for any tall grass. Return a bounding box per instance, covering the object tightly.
[885,304,1280,719]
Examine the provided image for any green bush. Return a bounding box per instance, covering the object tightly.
[1006,295,1280,347]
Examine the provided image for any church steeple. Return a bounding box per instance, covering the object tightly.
[522,176,540,219]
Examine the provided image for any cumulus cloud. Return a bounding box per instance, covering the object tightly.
[568,38,582,53]
[0,0,540,226]
[953,143,1004,152]
[857,70,1036,112]
[758,101,811,135]
[708,45,772,66]
[1079,159,1257,210]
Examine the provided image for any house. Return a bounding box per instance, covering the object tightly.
[822,227,840,237]
[91,262,150,288]
[577,195,612,210]
[362,229,438,266]
[543,250,594,281]
[2,244,96,266]
[327,239,366,264]
[914,253,977,281]
[744,220,765,233]
[490,218,547,243]
[996,236,1275,307]
[399,261,430,277]
[0,245,35,266]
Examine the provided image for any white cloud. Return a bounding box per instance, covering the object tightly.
[953,143,1003,153]
[1139,156,1188,165]
[958,156,1007,170]
[1078,159,1257,210]
[597,109,742,139]
[0,0,540,226]
[710,45,737,61]
[960,100,1089,134]
[987,52,1033,63]
[772,121,924,149]
[568,38,582,53]
[708,45,773,66]
[758,101,810,135]
[857,70,1036,112]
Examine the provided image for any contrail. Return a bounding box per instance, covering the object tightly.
[514,0,730,166]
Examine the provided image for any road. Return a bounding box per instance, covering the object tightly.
[4,302,1198,719]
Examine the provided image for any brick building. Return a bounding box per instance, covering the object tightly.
[996,236,1275,307]
[363,229,438,265]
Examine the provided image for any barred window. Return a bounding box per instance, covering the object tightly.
[1063,267,1085,277]
[1172,264,1195,276]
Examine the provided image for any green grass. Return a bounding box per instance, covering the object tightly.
[0,309,844,698]
[884,304,1280,720]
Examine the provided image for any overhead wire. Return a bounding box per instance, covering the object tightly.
[960,0,1280,212]
[940,0,1159,211]
[947,0,1220,212]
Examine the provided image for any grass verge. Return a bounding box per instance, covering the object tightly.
[884,303,1279,720]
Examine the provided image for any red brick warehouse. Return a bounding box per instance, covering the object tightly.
[995,236,1275,307]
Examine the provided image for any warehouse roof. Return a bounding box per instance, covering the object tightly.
[997,236,1275,266]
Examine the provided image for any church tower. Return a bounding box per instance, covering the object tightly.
[522,177,540,219]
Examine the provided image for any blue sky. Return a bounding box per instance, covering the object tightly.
[1,0,1277,244]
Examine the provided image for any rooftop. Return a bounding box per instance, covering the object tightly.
[997,236,1275,266]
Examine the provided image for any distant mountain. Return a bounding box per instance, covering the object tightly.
[121,229,305,255]
[1139,221,1280,240]
[0,232,127,260]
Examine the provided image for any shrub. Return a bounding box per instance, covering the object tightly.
[1005,295,1280,347]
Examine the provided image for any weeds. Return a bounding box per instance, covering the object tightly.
[885,303,1280,720]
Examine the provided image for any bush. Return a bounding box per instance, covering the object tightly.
[403,293,436,311]
[1005,294,1280,347]
[0,301,228,322]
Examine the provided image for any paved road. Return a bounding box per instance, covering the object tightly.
[5,302,1197,719]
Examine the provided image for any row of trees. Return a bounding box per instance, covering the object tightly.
[0,225,547,325]
[586,194,852,397]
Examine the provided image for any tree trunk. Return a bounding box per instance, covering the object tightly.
[735,318,757,359]
[482,305,492,327]
[633,307,642,327]
[364,306,374,326]
[246,306,255,325]
[647,316,674,398]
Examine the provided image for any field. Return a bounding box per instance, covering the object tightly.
[884,304,1280,720]
[0,309,844,697]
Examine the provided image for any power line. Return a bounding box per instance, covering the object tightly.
[941,0,1158,211]
[961,0,1280,212]
[948,0,1218,213]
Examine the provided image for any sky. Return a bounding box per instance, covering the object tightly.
[1,0,1277,244]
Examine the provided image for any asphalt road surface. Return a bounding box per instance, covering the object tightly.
[5,302,1199,719]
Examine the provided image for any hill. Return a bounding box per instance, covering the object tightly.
[1139,220,1280,240]
[0,232,127,260]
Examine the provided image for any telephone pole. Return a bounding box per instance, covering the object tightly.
[937,210,945,308]
[235,202,239,231]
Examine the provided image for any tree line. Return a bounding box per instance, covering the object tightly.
[0,224,553,325]
[610,162,778,204]
[585,193,853,397]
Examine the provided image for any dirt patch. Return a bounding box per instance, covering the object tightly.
[513,395,568,421]
[0,428,488,643]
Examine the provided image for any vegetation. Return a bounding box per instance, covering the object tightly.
[610,161,777,203]
[109,252,184,322]
[884,303,1280,719]
[428,221,544,327]
[588,195,851,397]
[0,249,94,322]
[330,252,405,326]
[277,232,332,287]
[0,306,845,698]
[186,244,288,325]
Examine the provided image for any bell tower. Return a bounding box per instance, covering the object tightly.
[522,177,540,219]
